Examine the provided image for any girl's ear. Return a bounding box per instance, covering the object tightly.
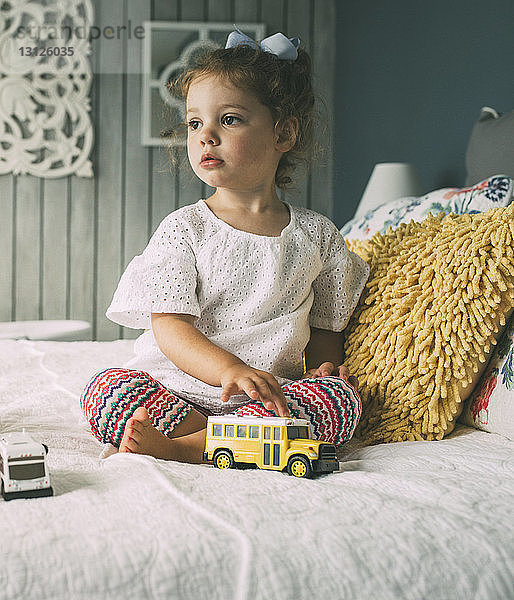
[275,117,299,153]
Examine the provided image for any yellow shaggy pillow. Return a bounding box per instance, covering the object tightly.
[343,205,514,445]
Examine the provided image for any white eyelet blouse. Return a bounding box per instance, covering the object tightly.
[106,199,369,413]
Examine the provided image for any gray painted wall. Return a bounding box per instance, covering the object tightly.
[0,0,335,341]
[333,0,514,228]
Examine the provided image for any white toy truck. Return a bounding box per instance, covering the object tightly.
[0,431,53,501]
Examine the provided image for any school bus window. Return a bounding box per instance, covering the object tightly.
[237,425,247,438]
[287,426,309,440]
[249,425,259,439]
[273,427,281,440]
[264,426,271,440]
[212,424,222,436]
[273,444,280,466]
[225,425,234,437]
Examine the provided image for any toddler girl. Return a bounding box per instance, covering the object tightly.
[81,29,369,464]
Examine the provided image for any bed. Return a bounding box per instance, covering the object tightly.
[1,108,513,599]
[1,338,513,600]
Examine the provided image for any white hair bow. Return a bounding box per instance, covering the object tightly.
[225,26,300,61]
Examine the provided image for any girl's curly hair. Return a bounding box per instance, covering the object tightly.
[167,43,318,190]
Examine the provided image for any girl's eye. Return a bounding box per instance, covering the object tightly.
[222,115,241,126]
[188,120,201,131]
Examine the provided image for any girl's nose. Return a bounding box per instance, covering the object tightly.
[200,126,219,146]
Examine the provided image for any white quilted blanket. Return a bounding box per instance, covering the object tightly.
[1,340,513,600]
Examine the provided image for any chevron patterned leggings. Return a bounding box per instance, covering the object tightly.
[80,368,361,448]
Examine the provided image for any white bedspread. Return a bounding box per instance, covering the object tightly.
[1,340,513,600]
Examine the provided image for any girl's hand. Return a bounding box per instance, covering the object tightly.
[302,361,359,391]
[220,364,291,417]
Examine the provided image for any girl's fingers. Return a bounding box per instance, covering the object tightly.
[318,362,335,377]
[222,377,269,404]
[221,372,291,417]
[302,365,332,379]
[264,396,289,417]
[268,380,291,417]
[275,397,291,417]
[250,378,273,403]
[221,381,241,402]
[253,376,290,417]
[337,364,350,380]
[335,365,358,390]
[254,386,290,417]
[268,386,291,417]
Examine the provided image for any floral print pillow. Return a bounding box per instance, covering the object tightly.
[340,175,513,241]
[460,315,514,440]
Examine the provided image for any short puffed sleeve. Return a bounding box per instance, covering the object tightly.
[309,223,369,331]
[106,213,201,329]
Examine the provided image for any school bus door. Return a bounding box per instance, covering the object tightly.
[262,425,283,469]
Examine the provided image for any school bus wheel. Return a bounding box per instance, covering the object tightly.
[213,450,234,470]
[287,455,312,478]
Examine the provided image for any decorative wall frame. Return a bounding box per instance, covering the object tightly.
[141,21,266,147]
[0,0,94,178]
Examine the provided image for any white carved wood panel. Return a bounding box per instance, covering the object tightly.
[0,0,94,177]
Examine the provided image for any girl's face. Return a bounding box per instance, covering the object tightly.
[186,75,288,195]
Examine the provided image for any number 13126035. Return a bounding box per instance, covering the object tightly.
[19,46,75,56]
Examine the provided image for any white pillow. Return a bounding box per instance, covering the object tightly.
[340,175,513,241]
[460,315,514,440]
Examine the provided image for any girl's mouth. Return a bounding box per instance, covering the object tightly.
[200,154,224,169]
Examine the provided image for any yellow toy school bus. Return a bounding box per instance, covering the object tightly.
[203,415,338,478]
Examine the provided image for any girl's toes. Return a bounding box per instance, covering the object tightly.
[128,427,142,443]
[119,438,132,453]
[119,426,141,453]
[125,436,140,452]
[125,417,144,436]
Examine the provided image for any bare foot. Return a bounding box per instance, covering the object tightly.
[119,406,207,463]
[119,407,174,458]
